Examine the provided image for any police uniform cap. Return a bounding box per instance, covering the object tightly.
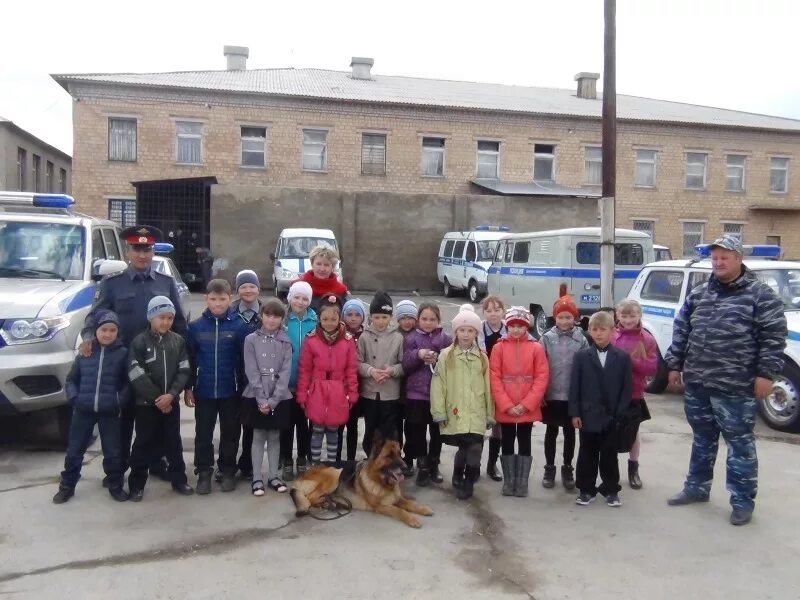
[121,225,163,247]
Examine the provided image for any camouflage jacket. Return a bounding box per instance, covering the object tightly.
[665,267,786,394]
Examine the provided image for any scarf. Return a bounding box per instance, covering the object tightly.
[300,270,348,297]
[319,323,343,345]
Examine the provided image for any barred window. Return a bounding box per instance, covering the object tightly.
[682,222,704,257]
[108,199,137,228]
[723,223,743,242]
[632,220,655,241]
[108,118,137,161]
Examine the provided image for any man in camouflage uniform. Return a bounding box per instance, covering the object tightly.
[665,235,786,526]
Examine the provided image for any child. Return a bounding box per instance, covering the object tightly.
[293,245,348,312]
[395,299,418,476]
[337,298,367,462]
[489,307,550,497]
[478,294,507,482]
[127,296,193,501]
[402,302,452,486]
[585,306,617,347]
[53,310,129,504]
[358,291,405,456]
[296,296,358,464]
[185,279,247,495]
[431,306,494,500]
[280,281,317,481]
[242,299,294,496]
[230,269,264,480]
[539,295,588,490]
[569,311,632,508]
[612,298,657,490]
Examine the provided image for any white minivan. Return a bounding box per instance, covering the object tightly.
[487,227,654,337]
[270,228,341,297]
[437,225,509,302]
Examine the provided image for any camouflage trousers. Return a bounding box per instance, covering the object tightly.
[683,383,758,511]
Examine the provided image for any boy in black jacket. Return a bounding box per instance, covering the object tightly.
[569,310,632,507]
[127,296,193,501]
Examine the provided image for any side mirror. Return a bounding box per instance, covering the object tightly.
[183,273,198,284]
[269,252,276,261]
[92,259,127,281]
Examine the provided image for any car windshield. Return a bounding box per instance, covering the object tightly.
[477,241,500,261]
[0,221,85,280]
[753,269,800,310]
[279,237,337,259]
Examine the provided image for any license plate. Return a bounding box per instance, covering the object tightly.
[580,294,600,303]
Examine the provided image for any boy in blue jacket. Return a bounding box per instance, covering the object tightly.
[53,310,129,504]
[185,279,248,494]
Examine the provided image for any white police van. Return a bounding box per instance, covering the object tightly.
[488,227,654,338]
[0,192,127,438]
[437,225,509,302]
[628,244,800,432]
[270,228,341,297]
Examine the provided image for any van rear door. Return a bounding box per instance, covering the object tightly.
[571,235,648,309]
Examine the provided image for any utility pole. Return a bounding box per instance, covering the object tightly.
[600,0,617,308]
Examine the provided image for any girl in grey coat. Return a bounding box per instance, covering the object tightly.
[242,300,293,496]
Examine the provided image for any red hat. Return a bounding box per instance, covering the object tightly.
[552,295,580,319]
[121,225,163,247]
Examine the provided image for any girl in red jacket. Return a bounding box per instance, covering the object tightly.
[489,307,550,498]
[612,298,657,489]
[296,296,359,464]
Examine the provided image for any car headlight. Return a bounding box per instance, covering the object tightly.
[279,268,296,279]
[1,316,71,345]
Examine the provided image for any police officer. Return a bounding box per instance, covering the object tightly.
[82,225,188,475]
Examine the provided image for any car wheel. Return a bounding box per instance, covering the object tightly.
[443,278,455,298]
[759,362,800,432]
[468,280,480,303]
[531,307,548,340]
[645,348,669,394]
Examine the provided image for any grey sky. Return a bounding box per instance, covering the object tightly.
[2,0,797,156]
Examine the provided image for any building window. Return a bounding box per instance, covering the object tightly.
[108,199,137,228]
[770,157,789,194]
[421,137,445,177]
[634,149,657,188]
[476,141,499,178]
[361,133,386,175]
[685,152,708,190]
[241,126,266,168]
[682,222,704,257]
[725,154,746,192]
[46,161,54,192]
[723,223,744,242]
[59,168,67,193]
[632,219,655,241]
[32,154,41,192]
[533,144,555,181]
[176,121,203,164]
[108,118,137,161]
[17,147,26,191]
[302,129,327,171]
[584,146,602,185]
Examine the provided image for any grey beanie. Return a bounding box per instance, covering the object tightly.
[147,295,176,321]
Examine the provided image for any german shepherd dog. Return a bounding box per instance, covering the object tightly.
[290,437,434,528]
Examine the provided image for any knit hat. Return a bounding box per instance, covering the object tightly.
[395,300,418,322]
[287,281,313,301]
[451,304,482,333]
[504,306,532,329]
[147,296,176,321]
[552,295,580,319]
[342,298,366,319]
[94,309,120,331]
[369,290,393,316]
[235,269,260,290]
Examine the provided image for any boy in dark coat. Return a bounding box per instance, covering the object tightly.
[53,310,130,504]
[569,310,632,507]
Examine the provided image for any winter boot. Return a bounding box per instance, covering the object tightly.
[416,457,431,487]
[220,470,237,492]
[52,485,74,504]
[296,457,308,476]
[429,457,444,484]
[500,455,516,496]
[487,438,503,482]
[628,460,643,490]
[452,464,465,490]
[561,465,576,491]
[457,466,479,500]
[401,456,415,478]
[282,459,294,482]
[109,487,129,502]
[514,455,533,497]
[196,470,212,495]
[542,464,556,489]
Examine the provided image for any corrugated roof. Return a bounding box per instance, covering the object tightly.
[472,178,601,198]
[52,67,800,133]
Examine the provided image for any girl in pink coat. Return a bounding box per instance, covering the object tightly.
[296,296,359,464]
[612,298,658,490]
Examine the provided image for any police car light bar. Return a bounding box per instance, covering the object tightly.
[694,244,781,259]
[0,192,76,208]
[154,243,174,254]
[474,224,510,232]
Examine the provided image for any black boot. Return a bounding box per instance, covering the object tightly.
[220,470,237,492]
[196,470,212,495]
[401,456,415,478]
[416,457,430,487]
[52,485,74,504]
[487,438,503,482]
[172,482,195,496]
[514,455,533,497]
[457,466,479,500]
[109,487,129,502]
[628,460,642,490]
[542,464,556,489]
[561,465,576,491]
[500,455,516,496]
[429,457,444,484]
[452,464,465,490]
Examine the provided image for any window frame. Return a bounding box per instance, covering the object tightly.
[32,154,41,193]
[100,228,122,260]
[108,198,137,229]
[17,147,26,191]
[452,240,466,259]
[91,228,106,262]
[503,241,515,263]
[443,240,455,258]
[465,241,477,263]
[584,145,602,186]
[302,128,328,172]
[685,152,708,190]
[240,125,267,169]
[769,156,789,194]
[632,219,655,241]
[476,140,500,179]
[45,161,54,193]
[722,222,744,243]
[725,154,746,193]
[58,168,67,193]
[640,270,685,303]
[634,149,657,188]
[682,221,705,257]
[421,136,445,177]
[533,143,555,182]
[512,241,530,263]
[361,133,387,176]
[108,117,138,162]
[175,120,203,165]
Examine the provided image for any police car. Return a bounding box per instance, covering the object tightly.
[627,244,800,432]
[151,243,191,320]
[270,228,342,298]
[437,225,509,302]
[0,192,129,436]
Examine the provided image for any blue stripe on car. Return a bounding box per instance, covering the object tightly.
[788,330,800,342]
[485,265,639,279]
[642,305,676,318]
[59,284,96,313]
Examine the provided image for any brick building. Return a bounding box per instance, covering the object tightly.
[0,117,71,195]
[53,47,800,269]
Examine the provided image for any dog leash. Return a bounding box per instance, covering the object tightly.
[308,494,352,521]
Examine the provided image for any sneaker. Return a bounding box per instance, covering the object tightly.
[730,508,753,526]
[52,486,74,504]
[575,492,595,506]
[605,493,622,507]
[109,487,129,502]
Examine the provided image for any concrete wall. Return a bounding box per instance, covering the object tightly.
[211,184,597,291]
